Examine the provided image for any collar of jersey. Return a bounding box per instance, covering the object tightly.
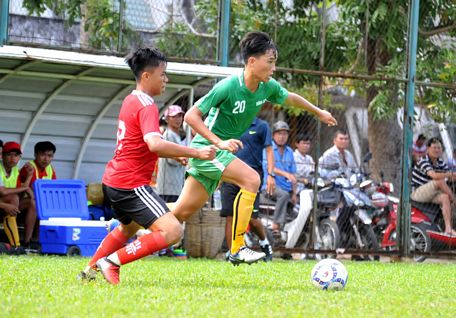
[239,70,263,94]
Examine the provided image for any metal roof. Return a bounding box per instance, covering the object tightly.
[0,45,241,183]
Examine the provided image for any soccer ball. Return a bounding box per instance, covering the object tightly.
[311,259,348,291]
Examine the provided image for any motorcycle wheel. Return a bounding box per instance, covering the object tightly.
[318,219,340,251]
[358,224,380,261]
[410,223,431,263]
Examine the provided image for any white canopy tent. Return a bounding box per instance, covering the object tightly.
[0,45,241,183]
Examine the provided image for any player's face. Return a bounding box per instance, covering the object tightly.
[251,49,277,82]
[143,62,168,96]
[2,152,21,169]
[35,150,54,169]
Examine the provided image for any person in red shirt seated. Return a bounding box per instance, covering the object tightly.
[20,141,57,188]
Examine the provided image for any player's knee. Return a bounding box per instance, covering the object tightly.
[244,171,261,192]
[164,221,184,245]
[440,193,450,205]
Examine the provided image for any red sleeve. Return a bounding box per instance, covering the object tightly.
[52,168,57,180]
[138,104,161,137]
[19,166,27,183]
[16,176,21,187]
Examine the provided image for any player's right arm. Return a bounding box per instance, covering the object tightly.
[144,135,216,160]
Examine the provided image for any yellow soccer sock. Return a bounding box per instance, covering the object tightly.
[231,189,256,254]
[3,216,20,247]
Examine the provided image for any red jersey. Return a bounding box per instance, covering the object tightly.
[102,90,162,189]
[19,161,57,187]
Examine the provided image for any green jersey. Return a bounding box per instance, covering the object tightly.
[191,71,289,147]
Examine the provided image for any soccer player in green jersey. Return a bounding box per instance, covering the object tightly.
[172,31,337,265]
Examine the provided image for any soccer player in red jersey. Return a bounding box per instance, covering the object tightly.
[78,47,216,285]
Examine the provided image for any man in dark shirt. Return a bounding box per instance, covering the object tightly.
[411,137,456,235]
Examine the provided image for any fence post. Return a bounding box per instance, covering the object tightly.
[218,0,230,66]
[117,0,125,52]
[0,0,9,45]
[312,0,327,249]
[398,0,420,258]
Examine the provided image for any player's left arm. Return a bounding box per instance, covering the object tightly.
[285,93,337,127]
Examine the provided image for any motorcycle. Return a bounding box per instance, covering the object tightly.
[379,198,456,262]
[324,174,380,260]
[247,177,339,257]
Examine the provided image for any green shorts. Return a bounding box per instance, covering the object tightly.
[187,149,236,195]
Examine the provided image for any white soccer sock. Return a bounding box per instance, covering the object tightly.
[259,238,270,247]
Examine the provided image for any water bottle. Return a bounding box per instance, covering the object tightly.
[213,189,222,210]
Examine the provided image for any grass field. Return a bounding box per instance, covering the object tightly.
[1,255,455,318]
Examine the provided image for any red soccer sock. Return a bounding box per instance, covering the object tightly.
[88,227,129,268]
[109,231,168,266]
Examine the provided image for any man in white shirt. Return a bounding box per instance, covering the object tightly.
[293,133,314,193]
[319,130,357,179]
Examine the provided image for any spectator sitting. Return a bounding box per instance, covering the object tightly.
[411,137,456,236]
[293,133,315,193]
[20,141,57,188]
[263,121,297,233]
[156,105,187,203]
[412,134,427,164]
[319,129,357,179]
[0,142,36,249]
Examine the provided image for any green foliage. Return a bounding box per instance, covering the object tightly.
[22,0,138,51]
[155,0,219,62]
[1,256,456,317]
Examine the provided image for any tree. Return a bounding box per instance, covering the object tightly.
[22,0,137,51]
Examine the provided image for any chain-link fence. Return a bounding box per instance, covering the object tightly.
[3,0,456,260]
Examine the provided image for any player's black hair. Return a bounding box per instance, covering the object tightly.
[34,141,56,154]
[427,137,444,149]
[296,133,311,143]
[240,32,277,63]
[417,134,426,141]
[125,47,167,80]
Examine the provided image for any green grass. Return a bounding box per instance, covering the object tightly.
[1,255,455,318]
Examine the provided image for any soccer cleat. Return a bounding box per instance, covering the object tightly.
[96,257,120,285]
[260,244,273,262]
[229,246,265,266]
[77,266,99,282]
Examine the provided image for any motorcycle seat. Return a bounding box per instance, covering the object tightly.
[411,200,440,222]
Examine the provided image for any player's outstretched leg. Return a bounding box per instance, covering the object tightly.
[96,214,182,285]
[78,222,140,281]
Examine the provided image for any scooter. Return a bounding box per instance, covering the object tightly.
[380,199,456,262]
[248,178,338,254]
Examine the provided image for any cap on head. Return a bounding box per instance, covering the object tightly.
[273,121,290,133]
[3,141,22,154]
[164,105,184,117]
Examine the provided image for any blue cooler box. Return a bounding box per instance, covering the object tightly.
[34,180,108,256]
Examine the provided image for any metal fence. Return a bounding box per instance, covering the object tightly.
[3,0,456,260]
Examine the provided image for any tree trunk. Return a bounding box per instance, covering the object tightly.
[79,3,89,49]
[366,38,402,190]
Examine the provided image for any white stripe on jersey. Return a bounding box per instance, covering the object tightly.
[207,107,220,131]
[132,90,154,107]
[238,73,243,87]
